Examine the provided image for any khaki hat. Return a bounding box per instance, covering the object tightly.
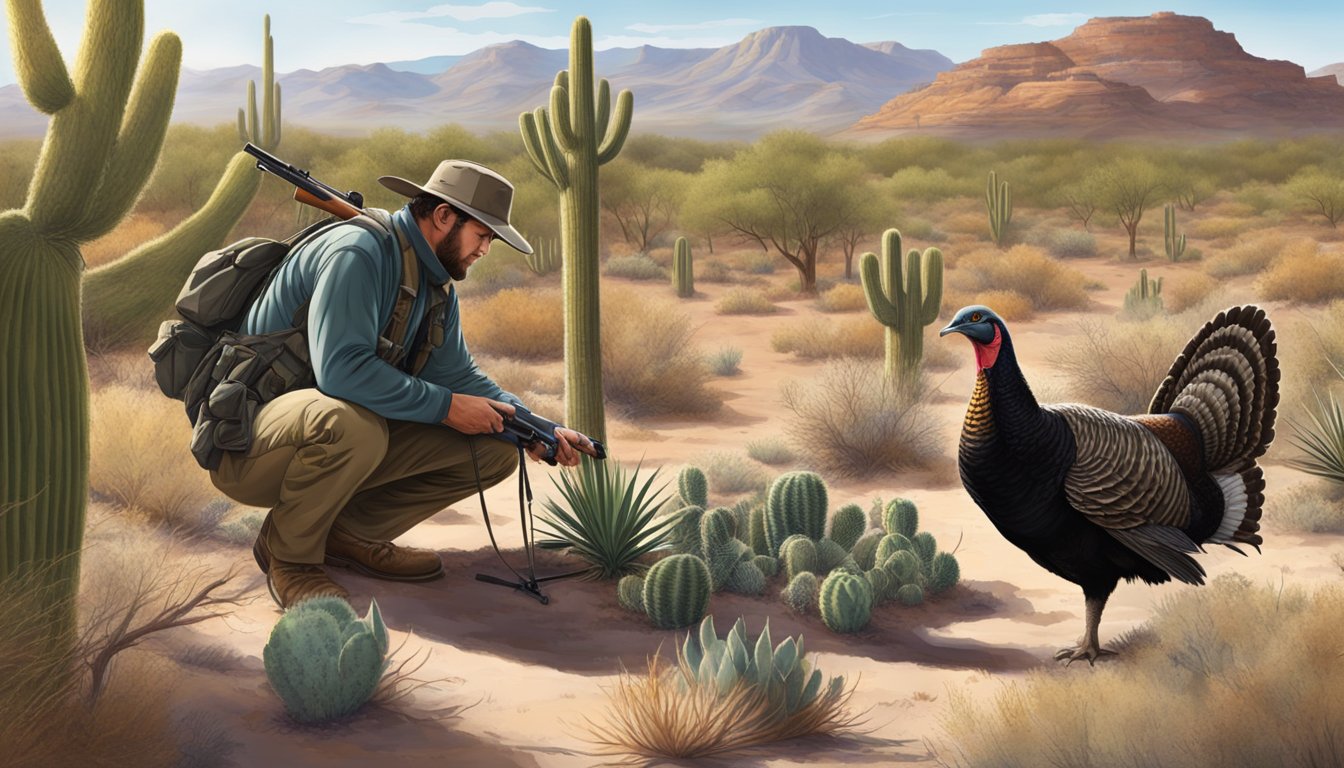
[379,160,532,254]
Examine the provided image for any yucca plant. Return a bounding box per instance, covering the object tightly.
[537,459,677,578]
[1289,388,1344,485]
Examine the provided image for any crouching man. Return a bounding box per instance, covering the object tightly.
[210,160,595,608]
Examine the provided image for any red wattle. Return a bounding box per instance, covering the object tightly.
[972,325,1002,370]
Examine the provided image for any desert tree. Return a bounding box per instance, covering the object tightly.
[1287,168,1344,228]
[829,180,885,280]
[683,131,867,294]
[600,159,690,252]
[1090,157,1164,259]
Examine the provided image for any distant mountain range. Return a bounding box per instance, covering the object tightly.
[0,26,952,140]
[1310,63,1344,85]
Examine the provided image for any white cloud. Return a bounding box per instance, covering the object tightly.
[625,18,760,34]
[350,2,553,27]
[1021,13,1089,27]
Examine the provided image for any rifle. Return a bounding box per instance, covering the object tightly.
[243,142,364,219]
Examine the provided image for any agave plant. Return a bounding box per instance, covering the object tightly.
[1289,388,1344,485]
[536,458,677,579]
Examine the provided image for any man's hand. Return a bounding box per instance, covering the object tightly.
[524,427,601,467]
[442,394,514,434]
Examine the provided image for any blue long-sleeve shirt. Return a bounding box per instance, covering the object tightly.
[243,205,521,423]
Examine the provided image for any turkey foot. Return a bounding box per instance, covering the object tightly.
[1053,641,1117,665]
[1055,593,1115,665]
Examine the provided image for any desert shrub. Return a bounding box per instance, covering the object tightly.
[740,252,776,274]
[691,451,770,495]
[746,438,796,466]
[781,358,940,478]
[1187,216,1253,241]
[941,288,1035,323]
[709,347,743,376]
[1040,229,1097,259]
[933,575,1344,768]
[83,214,169,270]
[1165,272,1221,313]
[1259,240,1344,304]
[1051,318,1186,414]
[716,287,777,315]
[474,355,564,397]
[90,385,222,531]
[602,287,720,416]
[605,254,668,281]
[216,510,266,546]
[455,254,528,296]
[941,210,990,238]
[1268,482,1344,534]
[1205,199,1257,218]
[951,245,1088,311]
[771,316,883,360]
[697,260,735,283]
[1232,180,1290,214]
[460,287,564,359]
[885,166,976,202]
[1202,232,1286,278]
[816,282,867,313]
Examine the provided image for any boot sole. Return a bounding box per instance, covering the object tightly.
[324,553,444,582]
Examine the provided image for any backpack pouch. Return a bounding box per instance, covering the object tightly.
[148,320,216,399]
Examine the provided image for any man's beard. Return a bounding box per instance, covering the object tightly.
[435,230,471,281]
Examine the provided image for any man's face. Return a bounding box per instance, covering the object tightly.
[432,208,496,281]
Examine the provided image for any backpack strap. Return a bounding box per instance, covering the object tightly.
[406,283,449,375]
[376,223,421,368]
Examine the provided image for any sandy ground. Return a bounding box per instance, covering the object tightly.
[115,242,1344,767]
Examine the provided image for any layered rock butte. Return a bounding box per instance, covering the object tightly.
[850,12,1344,139]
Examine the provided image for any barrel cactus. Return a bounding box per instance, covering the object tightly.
[875,533,913,567]
[818,572,873,634]
[766,471,829,555]
[617,574,645,613]
[850,531,883,571]
[678,466,709,509]
[865,568,893,603]
[782,571,819,615]
[882,498,919,539]
[752,554,779,578]
[897,583,925,606]
[643,554,711,629]
[911,531,938,565]
[884,549,922,586]
[725,560,767,595]
[781,536,818,581]
[815,537,849,574]
[263,597,389,723]
[928,552,960,594]
[828,504,866,552]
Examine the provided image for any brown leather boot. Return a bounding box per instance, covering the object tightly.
[267,561,350,609]
[324,525,444,582]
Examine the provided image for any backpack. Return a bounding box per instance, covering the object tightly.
[148,209,449,470]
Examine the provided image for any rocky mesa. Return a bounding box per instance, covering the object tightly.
[850,12,1344,139]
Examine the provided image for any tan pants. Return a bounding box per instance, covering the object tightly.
[210,389,519,564]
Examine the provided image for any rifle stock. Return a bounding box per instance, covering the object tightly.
[294,187,362,220]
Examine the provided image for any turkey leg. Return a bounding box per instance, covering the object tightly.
[1055,592,1118,665]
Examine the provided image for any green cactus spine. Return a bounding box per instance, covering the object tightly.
[860,229,943,381]
[828,503,866,551]
[986,170,1012,247]
[929,552,960,594]
[818,571,873,633]
[781,571,819,614]
[765,471,829,555]
[642,554,711,629]
[83,13,282,347]
[672,235,694,297]
[617,574,645,613]
[850,531,883,571]
[1123,268,1163,316]
[1,0,180,637]
[781,536,818,581]
[262,596,389,723]
[677,465,709,509]
[1164,203,1186,262]
[883,498,919,538]
[519,16,633,443]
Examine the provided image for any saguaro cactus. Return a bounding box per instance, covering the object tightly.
[1,0,180,628]
[672,236,693,297]
[83,13,281,348]
[1164,203,1186,262]
[1123,268,1163,317]
[519,16,633,443]
[986,170,1012,247]
[860,228,943,382]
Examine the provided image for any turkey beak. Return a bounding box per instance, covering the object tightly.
[939,322,962,338]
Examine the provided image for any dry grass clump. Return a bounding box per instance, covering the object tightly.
[690,451,770,495]
[942,288,1036,323]
[83,214,169,269]
[933,574,1344,768]
[1051,318,1187,414]
[746,437,796,467]
[90,385,223,532]
[951,245,1088,311]
[585,653,860,761]
[782,358,940,478]
[460,287,564,359]
[1259,240,1344,304]
[1275,301,1344,426]
[1268,481,1344,533]
[941,210,990,238]
[455,255,527,296]
[772,316,883,360]
[716,287,778,315]
[475,355,564,398]
[816,282,867,313]
[1187,215,1254,241]
[602,286,720,417]
[605,254,668,281]
[1165,272,1221,313]
[1203,232,1286,278]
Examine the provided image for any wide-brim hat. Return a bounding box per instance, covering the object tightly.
[379,160,532,254]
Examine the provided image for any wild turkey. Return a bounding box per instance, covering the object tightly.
[941,304,1279,663]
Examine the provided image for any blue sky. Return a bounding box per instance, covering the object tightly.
[0,1,1338,85]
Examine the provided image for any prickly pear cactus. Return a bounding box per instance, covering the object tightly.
[766,471,828,555]
[828,504,866,552]
[263,597,390,723]
[818,572,873,634]
[781,571,819,615]
[883,498,919,539]
[643,554,711,629]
